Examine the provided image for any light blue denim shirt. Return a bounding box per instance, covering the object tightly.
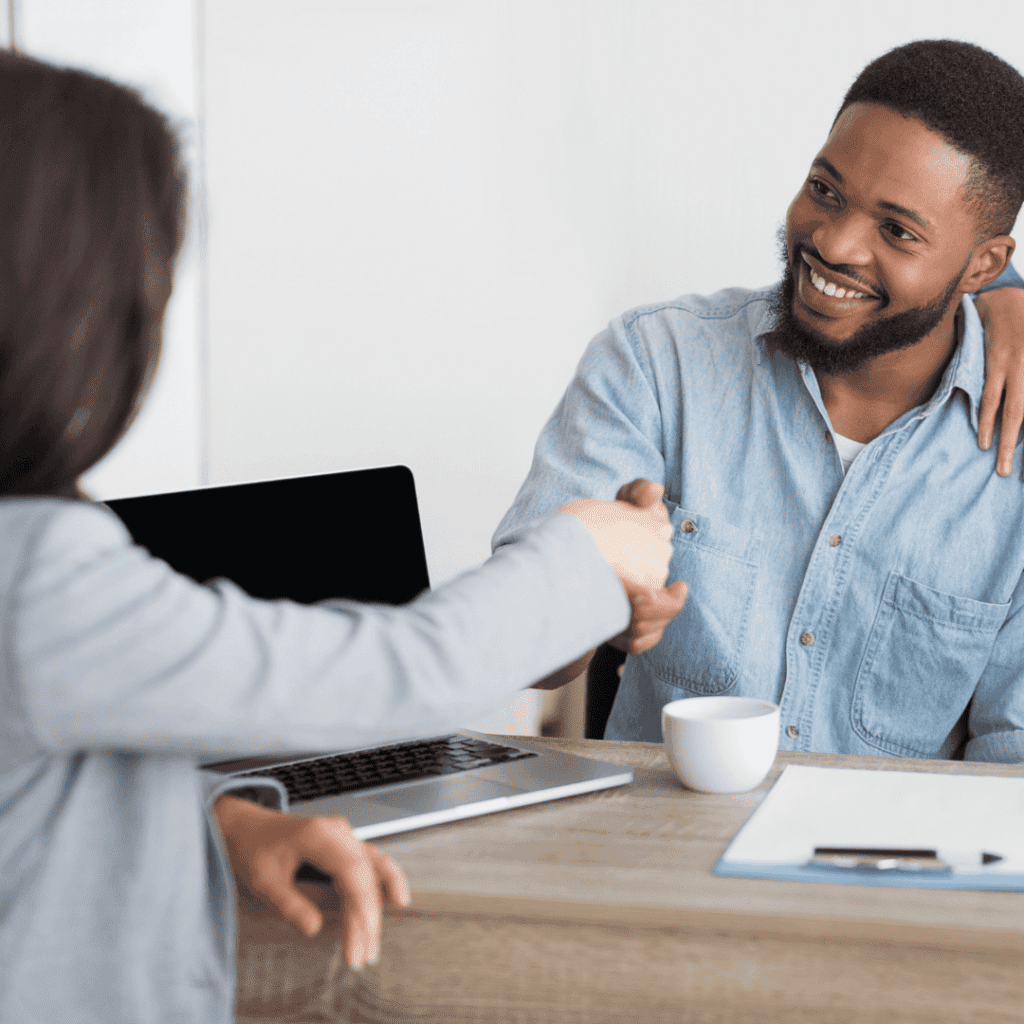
[493,265,1024,762]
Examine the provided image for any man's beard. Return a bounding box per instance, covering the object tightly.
[767,227,962,375]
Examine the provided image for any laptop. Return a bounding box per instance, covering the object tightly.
[103,466,633,843]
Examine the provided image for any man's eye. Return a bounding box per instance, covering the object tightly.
[884,222,917,242]
[809,179,835,200]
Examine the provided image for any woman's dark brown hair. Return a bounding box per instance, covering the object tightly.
[0,49,188,498]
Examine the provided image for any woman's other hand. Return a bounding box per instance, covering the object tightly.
[214,794,410,968]
[977,287,1024,477]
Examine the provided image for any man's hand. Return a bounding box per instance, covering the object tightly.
[609,580,689,655]
[214,794,410,968]
[608,479,687,654]
[976,287,1024,477]
[562,479,687,655]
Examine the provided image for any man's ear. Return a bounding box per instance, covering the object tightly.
[960,235,1015,293]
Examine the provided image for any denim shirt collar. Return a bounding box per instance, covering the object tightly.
[943,294,985,433]
[754,291,985,434]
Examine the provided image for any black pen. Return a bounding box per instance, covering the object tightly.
[809,847,1005,872]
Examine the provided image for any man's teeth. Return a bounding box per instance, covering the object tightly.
[806,264,866,300]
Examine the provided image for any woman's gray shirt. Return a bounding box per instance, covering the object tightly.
[0,497,628,1023]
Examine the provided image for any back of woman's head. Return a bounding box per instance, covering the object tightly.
[0,50,187,498]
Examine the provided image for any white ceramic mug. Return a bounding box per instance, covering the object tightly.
[661,696,780,793]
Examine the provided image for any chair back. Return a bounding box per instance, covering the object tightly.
[584,643,627,739]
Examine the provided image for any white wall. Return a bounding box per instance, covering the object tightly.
[16,2,1024,734]
[17,0,203,499]
[201,0,1024,732]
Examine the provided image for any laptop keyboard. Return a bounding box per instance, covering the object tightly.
[235,734,538,803]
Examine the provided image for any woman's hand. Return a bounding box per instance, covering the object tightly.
[561,478,675,590]
[611,479,687,654]
[563,479,687,655]
[977,287,1024,477]
[214,794,410,968]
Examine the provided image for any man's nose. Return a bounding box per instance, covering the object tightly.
[812,210,873,269]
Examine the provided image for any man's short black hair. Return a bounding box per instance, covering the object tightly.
[836,40,1024,240]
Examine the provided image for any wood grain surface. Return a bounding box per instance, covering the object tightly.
[235,739,1024,1023]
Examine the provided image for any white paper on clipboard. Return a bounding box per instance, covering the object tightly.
[715,764,1024,886]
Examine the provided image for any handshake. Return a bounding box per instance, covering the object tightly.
[214,477,687,968]
[561,478,688,657]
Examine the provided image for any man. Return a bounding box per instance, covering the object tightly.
[493,40,1024,762]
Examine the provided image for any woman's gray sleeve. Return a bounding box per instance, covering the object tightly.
[15,502,628,758]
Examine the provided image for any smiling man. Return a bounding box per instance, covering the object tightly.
[493,40,1024,762]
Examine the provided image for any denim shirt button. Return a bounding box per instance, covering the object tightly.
[825,431,833,443]
[680,519,696,533]
[829,534,842,547]
[787,725,800,739]
[800,631,815,646]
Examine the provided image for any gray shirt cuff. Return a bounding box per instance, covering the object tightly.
[200,768,290,811]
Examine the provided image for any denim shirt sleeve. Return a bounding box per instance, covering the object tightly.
[941,275,1024,760]
[978,261,1024,293]
[965,578,1024,763]
[965,261,1024,761]
[492,315,669,549]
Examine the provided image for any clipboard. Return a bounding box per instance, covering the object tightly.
[713,764,1024,890]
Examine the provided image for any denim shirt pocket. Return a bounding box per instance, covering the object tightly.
[640,506,760,697]
[851,572,1010,758]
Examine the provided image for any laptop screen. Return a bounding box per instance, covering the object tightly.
[103,465,431,607]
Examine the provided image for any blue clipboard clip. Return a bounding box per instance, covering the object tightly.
[809,847,1004,875]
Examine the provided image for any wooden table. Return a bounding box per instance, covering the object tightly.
[234,738,1024,1023]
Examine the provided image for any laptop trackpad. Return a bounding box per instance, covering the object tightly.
[359,775,519,813]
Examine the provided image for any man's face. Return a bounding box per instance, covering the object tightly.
[775,102,980,374]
